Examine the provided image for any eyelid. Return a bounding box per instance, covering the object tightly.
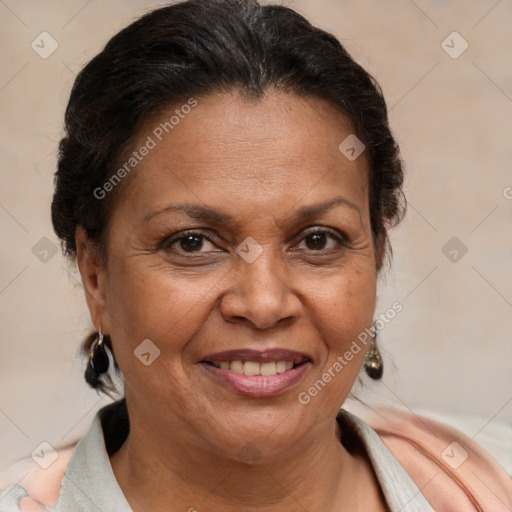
[298,225,347,242]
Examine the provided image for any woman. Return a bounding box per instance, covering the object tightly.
[1,0,511,510]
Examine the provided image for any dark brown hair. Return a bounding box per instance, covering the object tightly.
[51,0,406,394]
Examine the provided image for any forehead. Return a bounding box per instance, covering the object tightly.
[113,90,369,220]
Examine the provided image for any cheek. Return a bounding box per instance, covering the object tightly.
[308,264,377,343]
[103,260,207,405]
[104,257,223,353]
[295,267,376,411]
[310,268,376,387]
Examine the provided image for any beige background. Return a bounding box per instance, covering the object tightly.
[1,0,511,468]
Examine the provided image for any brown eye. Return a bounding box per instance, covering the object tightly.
[305,232,328,250]
[297,228,346,252]
[178,234,204,252]
[162,230,218,254]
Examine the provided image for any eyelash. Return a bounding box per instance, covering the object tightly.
[161,227,348,256]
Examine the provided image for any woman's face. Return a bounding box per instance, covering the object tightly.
[82,90,381,460]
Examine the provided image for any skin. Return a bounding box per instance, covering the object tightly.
[76,89,388,511]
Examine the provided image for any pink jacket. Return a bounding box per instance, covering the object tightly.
[2,406,511,511]
[350,404,512,511]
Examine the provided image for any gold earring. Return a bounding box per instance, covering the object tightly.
[364,327,383,380]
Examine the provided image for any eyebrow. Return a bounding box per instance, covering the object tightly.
[143,195,362,225]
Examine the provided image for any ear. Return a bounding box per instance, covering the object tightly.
[75,226,110,333]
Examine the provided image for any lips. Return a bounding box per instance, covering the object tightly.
[198,348,312,397]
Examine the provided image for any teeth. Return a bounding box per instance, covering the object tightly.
[260,362,276,376]
[210,360,301,376]
[243,361,260,375]
[276,361,287,374]
[231,360,244,373]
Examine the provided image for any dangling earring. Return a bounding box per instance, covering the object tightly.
[364,326,383,380]
[85,329,110,389]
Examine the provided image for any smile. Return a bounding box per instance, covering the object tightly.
[199,359,311,397]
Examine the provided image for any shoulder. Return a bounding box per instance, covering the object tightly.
[344,400,512,511]
[0,399,128,509]
[0,444,75,510]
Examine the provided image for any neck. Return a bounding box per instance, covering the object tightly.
[109,400,380,511]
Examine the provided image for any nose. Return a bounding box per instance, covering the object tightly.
[219,248,302,330]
